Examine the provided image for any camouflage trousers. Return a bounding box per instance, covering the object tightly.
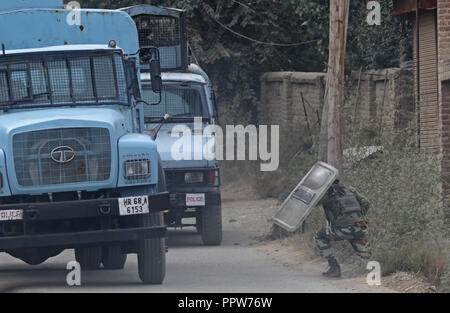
[314,222,372,260]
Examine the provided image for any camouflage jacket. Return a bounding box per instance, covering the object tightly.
[319,185,370,227]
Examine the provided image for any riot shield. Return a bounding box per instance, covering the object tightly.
[272,162,338,232]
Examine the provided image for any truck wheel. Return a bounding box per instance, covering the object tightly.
[138,212,166,284]
[201,204,223,246]
[102,246,127,270]
[75,247,103,270]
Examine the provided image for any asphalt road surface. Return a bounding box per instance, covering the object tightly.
[0,199,388,293]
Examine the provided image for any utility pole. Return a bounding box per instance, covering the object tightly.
[325,0,350,176]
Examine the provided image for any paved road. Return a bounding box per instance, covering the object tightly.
[0,200,384,293]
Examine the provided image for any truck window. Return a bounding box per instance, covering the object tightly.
[142,85,207,119]
[0,52,127,109]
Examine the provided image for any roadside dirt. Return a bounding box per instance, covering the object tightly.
[221,184,444,293]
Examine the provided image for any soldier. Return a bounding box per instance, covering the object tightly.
[315,179,371,278]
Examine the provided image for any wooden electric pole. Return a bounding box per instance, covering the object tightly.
[325,0,350,176]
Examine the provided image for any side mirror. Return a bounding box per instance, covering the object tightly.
[150,59,162,93]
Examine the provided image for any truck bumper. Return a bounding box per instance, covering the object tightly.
[0,192,169,251]
[169,190,221,209]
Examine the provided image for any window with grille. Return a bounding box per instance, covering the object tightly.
[134,14,180,47]
[142,85,207,120]
[0,51,128,109]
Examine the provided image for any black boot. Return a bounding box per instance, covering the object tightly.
[322,257,341,278]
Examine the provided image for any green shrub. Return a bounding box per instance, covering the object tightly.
[264,125,449,284]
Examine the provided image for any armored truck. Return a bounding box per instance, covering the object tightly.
[0,0,169,284]
[122,6,223,246]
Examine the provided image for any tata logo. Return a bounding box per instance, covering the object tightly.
[51,146,76,164]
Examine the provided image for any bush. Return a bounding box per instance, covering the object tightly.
[376,241,448,285]
[264,122,449,284]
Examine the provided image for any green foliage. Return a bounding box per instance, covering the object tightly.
[69,0,411,125]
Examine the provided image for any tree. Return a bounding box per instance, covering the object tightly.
[70,0,411,126]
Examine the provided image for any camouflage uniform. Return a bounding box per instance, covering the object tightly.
[314,185,372,260]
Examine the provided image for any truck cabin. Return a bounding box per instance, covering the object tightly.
[0,2,169,282]
[121,5,218,127]
[0,3,162,132]
[141,72,212,125]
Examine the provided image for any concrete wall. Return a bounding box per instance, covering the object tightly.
[259,69,414,160]
[259,72,325,163]
[259,72,325,134]
[348,68,414,141]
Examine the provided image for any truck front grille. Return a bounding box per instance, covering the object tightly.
[13,128,111,187]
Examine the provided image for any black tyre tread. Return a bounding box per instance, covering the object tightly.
[102,246,127,270]
[201,204,223,246]
[138,212,166,284]
[75,247,102,270]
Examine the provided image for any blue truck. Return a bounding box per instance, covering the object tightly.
[122,6,223,246]
[0,0,169,284]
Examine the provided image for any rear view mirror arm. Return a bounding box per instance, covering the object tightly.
[136,93,161,106]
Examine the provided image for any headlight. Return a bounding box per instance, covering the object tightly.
[124,159,150,179]
[0,172,3,189]
[185,172,204,184]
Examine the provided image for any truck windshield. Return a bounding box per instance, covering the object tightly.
[142,84,209,121]
[0,51,128,110]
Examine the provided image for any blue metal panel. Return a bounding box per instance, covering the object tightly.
[0,108,131,195]
[0,9,139,55]
[0,0,63,11]
[118,133,158,187]
[0,149,11,197]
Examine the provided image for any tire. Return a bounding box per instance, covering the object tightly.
[75,246,103,270]
[102,246,127,270]
[138,212,166,284]
[201,204,223,246]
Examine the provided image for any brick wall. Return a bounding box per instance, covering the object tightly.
[348,68,413,142]
[259,69,413,163]
[438,0,450,215]
[259,72,326,163]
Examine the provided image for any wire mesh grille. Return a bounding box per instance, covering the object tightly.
[0,52,127,109]
[134,14,180,47]
[13,128,111,187]
[123,154,152,184]
[142,86,204,118]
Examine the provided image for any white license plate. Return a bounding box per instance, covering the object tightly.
[186,193,205,206]
[118,196,149,216]
[0,209,23,221]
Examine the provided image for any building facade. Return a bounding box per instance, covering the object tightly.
[394,0,450,210]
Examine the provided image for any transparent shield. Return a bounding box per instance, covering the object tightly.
[272,162,338,232]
